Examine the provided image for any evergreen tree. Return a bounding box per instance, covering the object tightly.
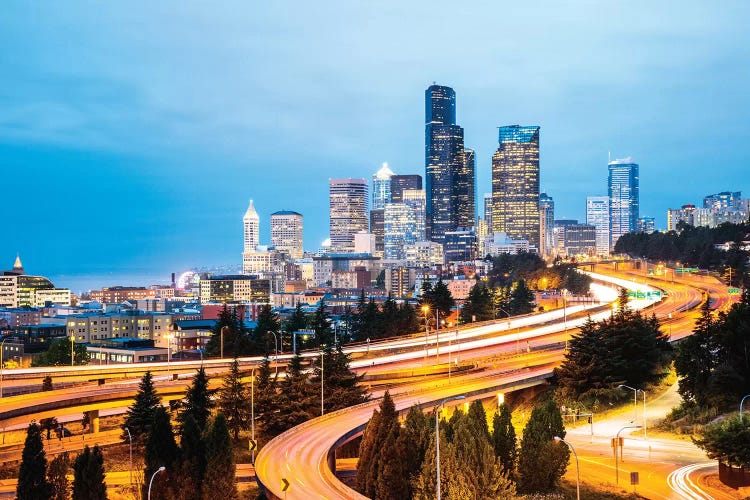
[431,279,455,319]
[376,424,410,499]
[176,414,205,500]
[178,366,215,434]
[42,376,53,392]
[122,371,162,445]
[509,278,535,315]
[466,400,490,441]
[356,391,398,498]
[40,418,58,441]
[395,406,431,496]
[262,354,316,437]
[310,347,369,414]
[310,300,335,347]
[380,294,399,339]
[143,407,179,500]
[675,299,716,407]
[205,305,249,357]
[517,400,569,493]
[217,359,251,440]
[253,304,281,354]
[17,423,51,500]
[72,446,107,500]
[460,283,495,324]
[47,452,70,500]
[283,302,308,351]
[693,414,750,468]
[492,403,517,477]
[202,414,238,500]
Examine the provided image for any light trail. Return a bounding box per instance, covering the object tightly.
[667,463,716,500]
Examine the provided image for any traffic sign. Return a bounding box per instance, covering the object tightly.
[630,471,639,485]
[729,287,741,295]
[248,439,257,451]
[281,478,290,492]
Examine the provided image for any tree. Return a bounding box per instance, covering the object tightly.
[122,371,162,445]
[178,366,215,434]
[310,347,369,414]
[217,359,251,440]
[283,302,308,351]
[492,403,517,477]
[175,415,206,500]
[254,355,278,440]
[356,391,399,498]
[72,445,107,500]
[47,452,70,500]
[143,407,179,500]
[675,300,716,407]
[205,305,250,357]
[32,338,89,367]
[252,304,281,354]
[459,283,495,324]
[508,279,535,316]
[431,279,455,319]
[202,414,238,500]
[40,417,58,441]
[261,354,315,437]
[17,423,51,500]
[395,406,431,496]
[42,376,53,392]
[693,415,750,468]
[309,300,334,347]
[517,400,569,493]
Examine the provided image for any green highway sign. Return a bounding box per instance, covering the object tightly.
[728,287,741,295]
[627,290,662,300]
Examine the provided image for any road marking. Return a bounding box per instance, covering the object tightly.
[666,462,715,500]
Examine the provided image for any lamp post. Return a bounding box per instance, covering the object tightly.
[435,309,440,364]
[165,333,173,374]
[740,394,750,423]
[148,466,165,500]
[554,437,579,500]
[615,426,641,485]
[562,289,568,333]
[269,331,279,377]
[124,427,133,488]
[320,348,325,416]
[436,395,465,500]
[617,384,638,426]
[220,325,228,359]
[422,305,430,369]
[251,367,256,463]
[70,334,75,367]
[0,337,8,398]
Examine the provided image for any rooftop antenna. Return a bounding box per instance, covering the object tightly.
[608,151,611,163]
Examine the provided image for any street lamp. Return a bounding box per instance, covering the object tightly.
[617,385,639,427]
[269,331,279,377]
[614,426,641,485]
[320,348,325,416]
[165,333,173,374]
[70,334,75,367]
[0,337,9,398]
[422,305,430,369]
[148,466,166,500]
[220,325,228,359]
[740,394,750,423]
[250,367,256,463]
[436,395,465,500]
[124,427,133,488]
[554,437,579,500]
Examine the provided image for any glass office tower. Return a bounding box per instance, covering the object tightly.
[608,158,639,249]
[539,193,555,257]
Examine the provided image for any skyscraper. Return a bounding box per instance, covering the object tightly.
[383,189,426,260]
[271,210,304,259]
[243,200,260,252]
[457,148,476,229]
[372,162,395,210]
[425,84,465,243]
[492,125,540,249]
[608,157,639,248]
[329,178,368,253]
[391,174,422,203]
[539,193,555,257]
[483,193,493,229]
[586,196,610,255]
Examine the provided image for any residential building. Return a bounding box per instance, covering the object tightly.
[447,278,476,300]
[704,191,742,212]
[586,196,610,255]
[667,204,696,231]
[608,157,639,248]
[90,286,154,303]
[329,178,368,253]
[481,232,530,256]
[390,175,422,203]
[539,193,555,257]
[492,125,540,249]
[404,241,443,268]
[385,267,416,298]
[271,210,303,259]
[198,275,270,304]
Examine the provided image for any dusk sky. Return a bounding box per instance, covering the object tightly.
[3,1,749,289]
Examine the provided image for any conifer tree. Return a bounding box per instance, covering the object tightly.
[396,405,430,483]
[202,414,238,500]
[72,445,107,500]
[431,279,455,319]
[178,366,215,434]
[262,354,315,436]
[217,359,251,440]
[509,278,535,315]
[517,400,569,493]
[356,391,398,497]
[143,406,179,500]
[176,415,205,500]
[48,452,70,500]
[310,347,368,414]
[253,304,281,354]
[42,376,53,392]
[376,424,409,499]
[283,302,308,351]
[492,403,517,477]
[17,423,51,500]
[310,300,335,347]
[122,371,162,445]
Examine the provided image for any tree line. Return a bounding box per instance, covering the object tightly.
[355,392,570,499]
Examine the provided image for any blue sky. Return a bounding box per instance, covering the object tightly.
[2,1,749,287]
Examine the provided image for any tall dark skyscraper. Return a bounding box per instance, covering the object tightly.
[425,84,468,243]
[492,125,540,249]
[457,149,475,229]
[608,157,639,249]
[390,174,422,203]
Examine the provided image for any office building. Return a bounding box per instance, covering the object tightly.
[444,230,477,263]
[492,125,540,249]
[481,232,530,257]
[554,219,579,255]
[637,217,655,234]
[586,196,610,255]
[372,163,394,210]
[1,257,71,308]
[704,191,742,212]
[457,149,476,229]
[564,224,597,256]
[271,210,304,259]
[391,175,422,203]
[199,275,270,304]
[425,84,466,243]
[402,189,427,241]
[329,178,368,253]
[404,241,443,268]
[667,204,696,231]
[369,208,385,257]
[384,189,426,261]
[243,200,260,252]
[483,193,493,229]
[539,193,555,257]
[608,157,639,248]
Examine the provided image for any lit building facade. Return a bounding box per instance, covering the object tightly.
[667,204,697,231]
[483,193,493,229]
[329,178,368,253]
[369,208,385,257]
[564,224,597,256]
[405,241,443,268]
[586,196,610,255]
[457,149,476,229]
[444,230,477,263]
[608,157,639,248]
[492,125,540,249]
[270,210,304,259]
[199,275,270,304]
[637,216,655,234]
[425,84,465,243]
[243,200,260,252]
[539,193,554,257]
[372,163,395,210]
[391,175,422,203]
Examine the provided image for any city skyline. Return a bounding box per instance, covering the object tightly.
[3,2,749,279]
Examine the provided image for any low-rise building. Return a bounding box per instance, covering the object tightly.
[198,275,270,304]
[87,338,169,364]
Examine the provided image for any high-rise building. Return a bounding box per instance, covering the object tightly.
[444,230,477,263]
[369,208,385,257]
[391,175,422,203]
[667,204,696,231]
[402,189,427,241]
[425,84,465,243]
[383,190,426,260]
[372,163,395,210]
[637,216,655,234]
[483,193,493,229]
[243,200,260,252]
[492,125,540,249]
[539,193,555,257]
[329,178,368,253]
[270,210,303,259]
[608,157,639,248]
[586,196,610,256]
[457,149,476,229]
[564,224,597,256]
[703,191,742,212]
